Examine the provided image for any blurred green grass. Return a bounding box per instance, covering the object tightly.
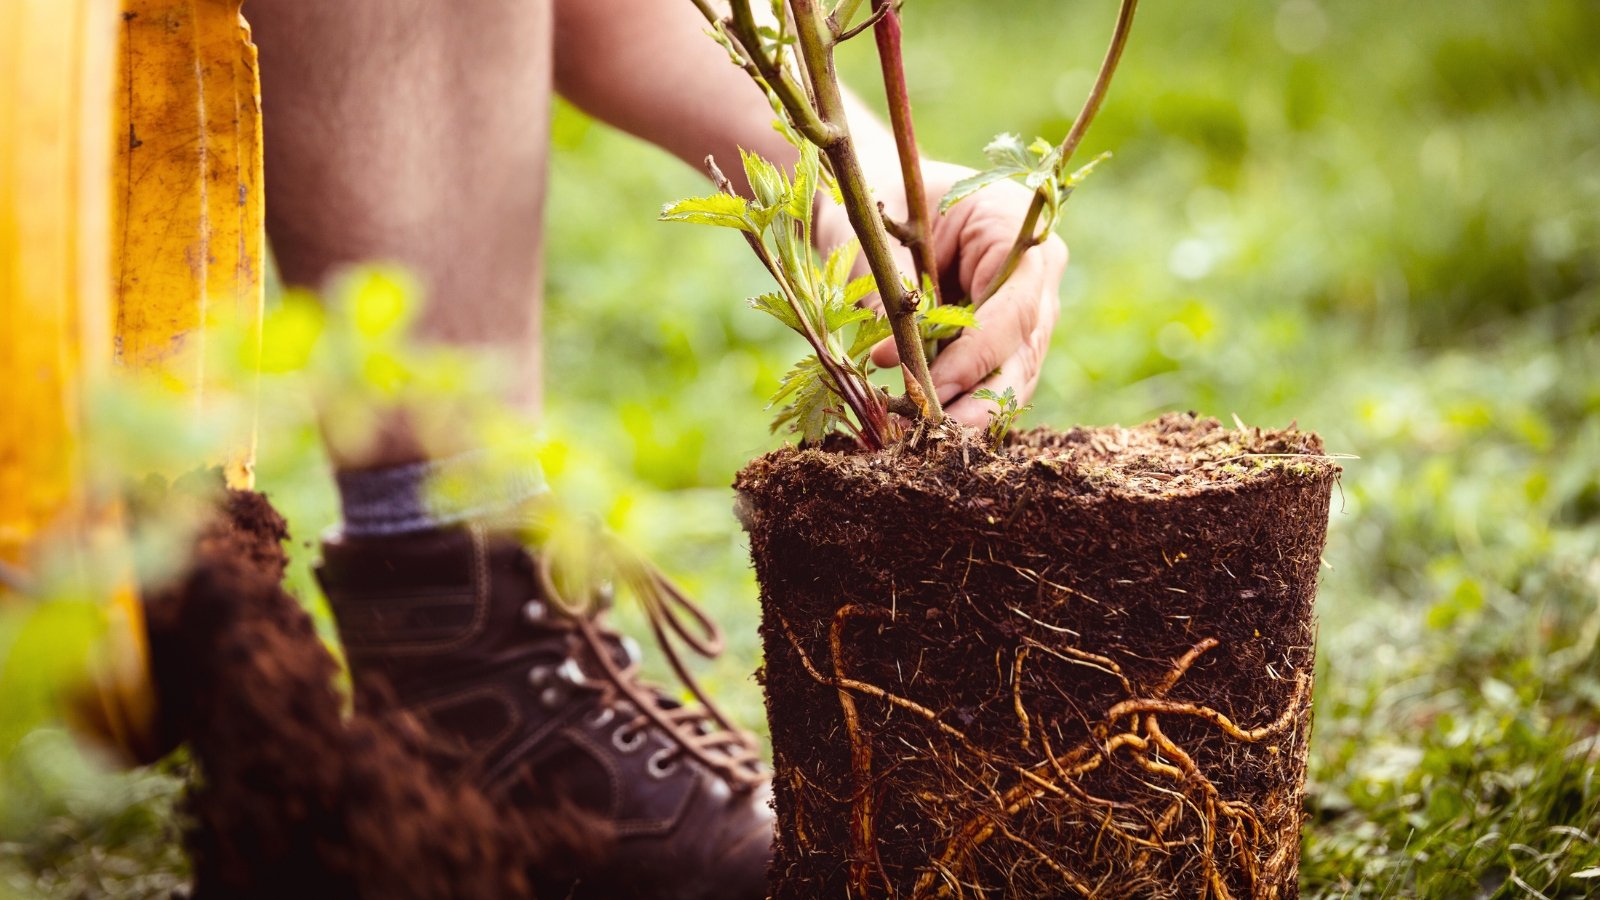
[5,0,1599,896]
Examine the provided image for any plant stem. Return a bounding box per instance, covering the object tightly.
[717,0,839,147]
[871,0,940,309]
[830,0,869,36]
[834,1,890,43]
[707,156,888,448]
[974,0,1139,306]
[789,0,943,422]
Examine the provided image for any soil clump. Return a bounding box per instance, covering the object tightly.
[140,485,599,899]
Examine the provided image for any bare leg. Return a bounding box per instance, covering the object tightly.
[251,0,552,468]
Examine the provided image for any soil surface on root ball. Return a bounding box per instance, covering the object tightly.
[140,486,601,899]
[736,412,1340,899]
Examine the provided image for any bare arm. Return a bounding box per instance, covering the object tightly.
[553,0,1066,427]
[553,1,898,195]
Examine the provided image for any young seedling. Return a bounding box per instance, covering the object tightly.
[971,387,1030,451]
[669,0,1136,450]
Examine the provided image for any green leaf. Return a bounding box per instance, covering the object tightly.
[825,305,876,333]
[844,274,878,307]
[769,355,838,443]
[921,303,980,330]
[1066,151,1113,188]
[983,133,1032,170]
[848,314,893,360]
[789,142,821,220]
[941,165,1027,212]
[748,291,802,333]
[819,248,874,335]
[741,149,789,212]
[770,354,824,405]
[756,24,795,51]
[1024,148,1063,191]
[659,193,756,233]
[972,386,1028,450]
[821,240,860,293]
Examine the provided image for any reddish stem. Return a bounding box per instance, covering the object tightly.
[871,0,941,308]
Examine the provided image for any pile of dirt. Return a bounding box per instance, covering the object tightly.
[140,487,597,899]
[737,413,1340,898]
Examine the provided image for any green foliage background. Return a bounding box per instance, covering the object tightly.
[4,0,1599,896]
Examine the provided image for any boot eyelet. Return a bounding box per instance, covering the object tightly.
[556,658,588,686]
[527,664,554,688]
[586,707,615,728]
[539,686,565,709]
[646,748,679,779]
[522,600,547,624]
[612,725,647,753]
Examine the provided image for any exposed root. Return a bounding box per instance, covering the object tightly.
[1012,646,1033,751]
[832,605,893,897]
[778,618,1311,899]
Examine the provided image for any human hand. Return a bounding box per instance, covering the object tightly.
[819,161,1067,429]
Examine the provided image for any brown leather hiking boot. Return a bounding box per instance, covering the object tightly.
[315,524,773,899]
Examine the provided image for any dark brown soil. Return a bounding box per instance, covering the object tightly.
[736,413,1340,899]
[140,486,600,899]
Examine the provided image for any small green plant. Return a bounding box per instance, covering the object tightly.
[971,386,1029,450]
[669,0,1138,449]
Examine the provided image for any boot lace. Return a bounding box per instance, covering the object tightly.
[533,541,766,792]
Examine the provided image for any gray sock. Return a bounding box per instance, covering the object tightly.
[334,448,548,537]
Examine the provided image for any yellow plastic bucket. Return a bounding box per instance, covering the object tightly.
[0,0,263,763]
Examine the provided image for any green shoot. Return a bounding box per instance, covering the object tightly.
[958,0,1140,306]
[941,134,1110,234]
[662,145,913,449]
[688,0,955,437]
[972,386,1029,451]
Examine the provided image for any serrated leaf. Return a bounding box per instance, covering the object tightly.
[825,305,876,333]
[770,112,801,148]
[983,132,1032,170]
[974,386,1027,449]
[821,240,860,292]
[828,172,845,208]
[848,314,893,360]
[769,355,824,405]
[1027,136,1054,157]
[844,274,878,307]
[787,392,836,444]
[1024,147,1063,191]
[659,193,756,233]
[941,166,1026,212]
[749,291,802,333]
[741,148,788,212]
[769,355,838,443]
[789,142,821,220]
[819,247,873,335]
[921,304,980,330]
